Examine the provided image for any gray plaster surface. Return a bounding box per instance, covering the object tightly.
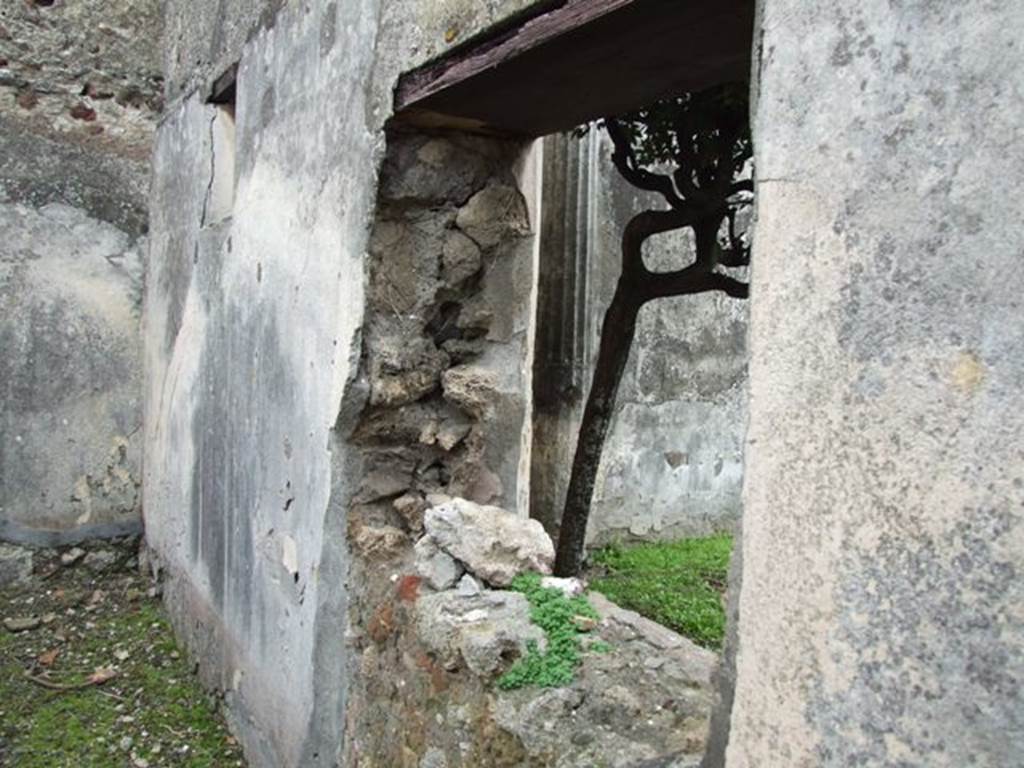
[729,1,1024,765]
[0,201,144,546]
[0,0,157,544]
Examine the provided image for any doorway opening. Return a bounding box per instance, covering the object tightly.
[356,1,756,764]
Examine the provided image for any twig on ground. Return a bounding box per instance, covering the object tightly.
[23,669,118,692]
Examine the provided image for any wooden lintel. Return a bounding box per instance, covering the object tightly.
[394,0,755,137]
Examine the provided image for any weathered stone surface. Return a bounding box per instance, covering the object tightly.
[0,544,33,587]
[355,461,414,504]
[414,536,462,591]
[4,616,41,633]
[0,0,162,170]
[350,525,408,560]
[424,498,554,586]
[455,574,482,597]
[455,182,530,249]
[490,591,716,768]
[0,1,152,550]
[442,230,482,287]
[147,4,542,765]
[393,493,429,535]
[379,135,497,205]
[415,589,543,677]
[441,366,499,418]
[0,203,144,546]
[369,339,449,408]
[727,2,1024,766]
[83,549,119,572]
[419,747,448,768]
[61,548,86,567]
[435,416,473,452]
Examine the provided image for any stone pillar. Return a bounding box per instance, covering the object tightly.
[729,1,1024,765]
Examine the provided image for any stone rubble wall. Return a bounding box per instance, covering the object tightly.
[344,127,539,765]
[0,0,161,545]
[350,492,718,767]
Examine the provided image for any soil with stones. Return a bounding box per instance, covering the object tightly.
[0,537,245,767]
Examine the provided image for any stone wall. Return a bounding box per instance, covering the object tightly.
[0,0,161,545]
[144,2,547,766]
[344,128,539,765]
[531,131,748,545]
[729,0,1024,765]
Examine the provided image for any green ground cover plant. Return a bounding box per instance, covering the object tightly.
[589,534,733,650]
[497,572,600,690]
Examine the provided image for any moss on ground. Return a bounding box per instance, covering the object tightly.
[497,572,600,690]
[589,534,733,650]
[0,549,244,767]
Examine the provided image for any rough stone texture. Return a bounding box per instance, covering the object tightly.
[415,589,544,677]
[424,498,554,587]
[341,556,715,768]
[0,1,162,148]
[415,536,462,591]
[728,1,1024,766]
[531,130,747,545]
[145,21,377,762]
[0,0,161,233]
[160,0,545,103]
[492,593,716,768]
[0,543,33,588]
[344,128,539,765]
[0,0,157,546]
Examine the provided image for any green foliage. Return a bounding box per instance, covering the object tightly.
[612,82,751,171]
[575,82,751,197]
[497,573,601,690]
[591,535,733,650]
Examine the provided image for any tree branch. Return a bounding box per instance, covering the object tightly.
[641,267,749,301]
[605,119,685,209]
[621,207,697,273]
[718,248,750,268]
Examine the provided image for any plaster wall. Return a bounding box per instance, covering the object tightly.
[729,0,1024,764]
[0,0,160,545]
[145,2,546,765]
[532,131,747,544]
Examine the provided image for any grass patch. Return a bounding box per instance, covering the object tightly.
[589,534,733,650]
[0,554,244,767]
[497,573,599,690]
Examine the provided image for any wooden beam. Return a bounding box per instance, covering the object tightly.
[394,0,755,137]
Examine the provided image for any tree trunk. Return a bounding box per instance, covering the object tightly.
[553,281,642,576]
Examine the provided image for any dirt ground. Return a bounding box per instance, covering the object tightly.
[0,538,245,767]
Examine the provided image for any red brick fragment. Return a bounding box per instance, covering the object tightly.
[69,102,97,121]
[368,602,395,644]
[397,575,421,603]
